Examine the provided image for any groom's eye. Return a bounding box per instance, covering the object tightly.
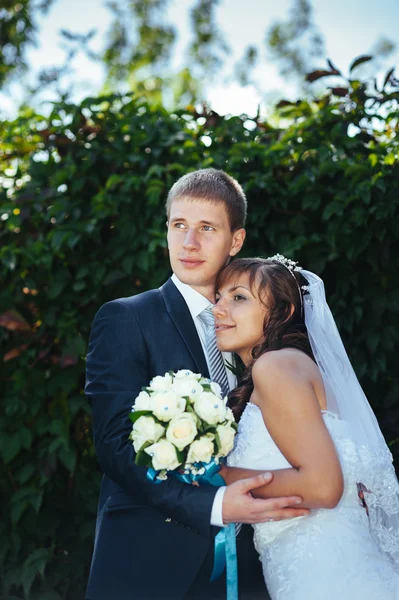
[202,225,215,231]
[174,222,186,229]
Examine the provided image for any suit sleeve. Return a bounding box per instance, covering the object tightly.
[85,299,218,539]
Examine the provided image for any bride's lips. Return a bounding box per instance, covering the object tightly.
[180,258,205,269]
[215,323,235,333]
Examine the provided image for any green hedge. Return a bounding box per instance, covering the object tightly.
[1,79,398,598]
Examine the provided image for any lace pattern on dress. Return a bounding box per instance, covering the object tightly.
[227,402,399,599]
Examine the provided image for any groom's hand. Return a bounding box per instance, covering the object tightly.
[222,472,309,524]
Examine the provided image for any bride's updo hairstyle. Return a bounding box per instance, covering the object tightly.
[216,257,315,420]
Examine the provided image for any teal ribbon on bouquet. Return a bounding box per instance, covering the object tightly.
[147,460,238,600]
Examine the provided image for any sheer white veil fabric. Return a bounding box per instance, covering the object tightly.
[302,269,399,571]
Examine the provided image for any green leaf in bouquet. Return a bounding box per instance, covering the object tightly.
[152,415,166,426]
[176,448,186,464]
[213,440,218,456]
[214,431,222,454]
[185,403,200,420]
[129,410,153,424]
[201,383,212,392]
[203,423,217,434]
[225,356,245,379]
[197,423,205,435]
[135,441,154,467]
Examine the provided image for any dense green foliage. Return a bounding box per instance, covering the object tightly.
[1,71,398,598]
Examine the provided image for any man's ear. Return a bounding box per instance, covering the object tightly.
[230,228,246,256]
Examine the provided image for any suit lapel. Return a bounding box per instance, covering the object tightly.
[160,278,210,378]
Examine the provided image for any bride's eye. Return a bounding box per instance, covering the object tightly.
[233,294,246,301]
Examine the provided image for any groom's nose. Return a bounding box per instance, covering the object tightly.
[183,228,200,250]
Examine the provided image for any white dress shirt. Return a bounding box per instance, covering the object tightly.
[171,274,235,527]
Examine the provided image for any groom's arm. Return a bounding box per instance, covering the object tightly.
[86,299,218,539]
[86,300,308,537]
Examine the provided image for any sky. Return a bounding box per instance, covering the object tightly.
[1,0,399,118]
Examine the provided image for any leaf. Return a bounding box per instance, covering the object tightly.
[47,276,67,300]
[383,67,395,88]
[58,444,77,473]
[21,564,40,598]
[0,433,21,463]
[349,55,373,72]
[306,69,339,83]
[327,59,341,74]
[30,490,43,513]
[129,410,152,424]
[14,463,36,485]
[11,500,30,525]
[0,309,31,332]
[32,592,63,600]
[69,395,91,416]
[330,87,349,97]
[22,548,51,596]
[201,383,212,392]
[19,426,33,450]
[214,431,222,454]
[61,336,86,361]
[135,441,154,467]
[105,174,123,190]
[3,344,29,362]
[276,100,297,109]
[176,448,186,464]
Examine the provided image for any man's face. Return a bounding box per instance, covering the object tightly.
[167,198,245,299]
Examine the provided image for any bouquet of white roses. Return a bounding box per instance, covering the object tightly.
[128,369,237,480]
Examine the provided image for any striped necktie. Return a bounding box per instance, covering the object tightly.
[198,306,230,398]
[199,306,241,535]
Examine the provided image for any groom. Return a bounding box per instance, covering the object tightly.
[85,168,308,600]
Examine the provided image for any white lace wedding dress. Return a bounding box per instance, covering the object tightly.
[227,402,399,600]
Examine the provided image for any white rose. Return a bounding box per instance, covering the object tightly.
[152,390,186,422]
[149,373,173,392]
[216,424,236,456]
[166,413,198,450]
[225,407,235,424]
[172,378,204,403]
[145,439,181,471]
[174,369,202,380]
[131,416,165,452]
[133,390,152,411]
[186,434,215,464]
[194,392,227,425]
[210,381,222,398]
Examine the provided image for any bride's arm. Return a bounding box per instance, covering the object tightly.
[221,351,344,510]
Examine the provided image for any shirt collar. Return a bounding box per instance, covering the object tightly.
[171,273,212,318]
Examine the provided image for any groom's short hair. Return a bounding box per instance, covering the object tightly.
[166,168,247,231]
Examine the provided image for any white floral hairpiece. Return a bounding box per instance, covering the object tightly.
[266,253,308,314]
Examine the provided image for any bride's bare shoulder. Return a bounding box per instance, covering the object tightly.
[252,348,321,386]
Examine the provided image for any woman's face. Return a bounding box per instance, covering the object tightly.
[212,272,268,365]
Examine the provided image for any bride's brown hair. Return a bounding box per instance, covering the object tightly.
[216,257,315,420]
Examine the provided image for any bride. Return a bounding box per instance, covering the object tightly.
[213,255,399,599]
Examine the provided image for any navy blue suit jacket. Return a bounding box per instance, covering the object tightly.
[85,278,220,599]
